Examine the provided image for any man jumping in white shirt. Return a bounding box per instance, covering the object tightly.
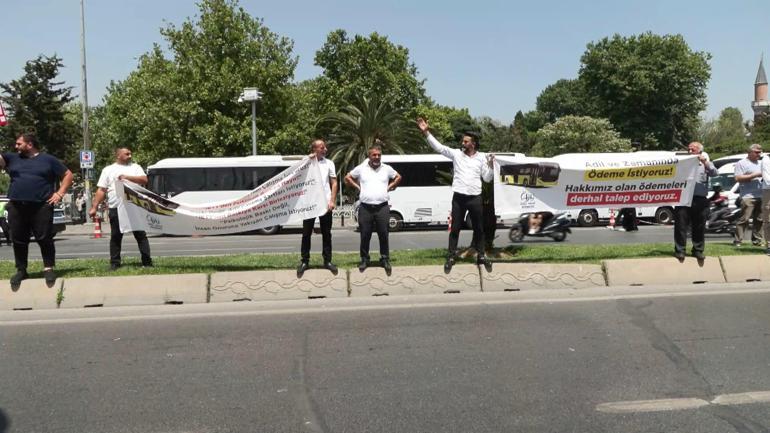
[417,117,494,274]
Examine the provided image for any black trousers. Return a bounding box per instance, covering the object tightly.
[109,208,152,266]
[358,202,390,261]
[674,195,710,255]
[301,210,332,263]
[0,217,10,245]
[7,201,55,270]
[620,208,638,231]
[449,192,485,258]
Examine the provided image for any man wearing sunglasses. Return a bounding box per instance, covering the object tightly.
[734,143,764,247]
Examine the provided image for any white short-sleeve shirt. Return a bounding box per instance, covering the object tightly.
[349,161,398,205]
[96,162,147,208]
[317,157,336,202]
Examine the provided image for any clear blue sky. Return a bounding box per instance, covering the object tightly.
[2,0,767,124]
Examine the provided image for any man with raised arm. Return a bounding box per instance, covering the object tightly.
[416,117,494,274]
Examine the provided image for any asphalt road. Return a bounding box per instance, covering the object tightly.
[1,285,770,432]
[0,224,735,260]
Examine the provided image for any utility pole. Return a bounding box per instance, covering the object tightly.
[237,88,261,155]
[79,0,93,216]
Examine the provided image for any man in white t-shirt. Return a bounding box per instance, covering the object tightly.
[89,147,152,270]
[297,139,338,277]
[345,145,402,275]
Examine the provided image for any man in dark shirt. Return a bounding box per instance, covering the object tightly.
[0,133,73,287]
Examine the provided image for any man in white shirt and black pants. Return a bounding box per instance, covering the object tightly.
[417,117,494,274]
[297,139,339,277]
[345,145,402,275]
[89,147,152,270]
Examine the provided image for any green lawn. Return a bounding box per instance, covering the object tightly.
[0,241,762,279]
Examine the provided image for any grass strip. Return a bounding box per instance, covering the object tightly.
[0,241,762,279]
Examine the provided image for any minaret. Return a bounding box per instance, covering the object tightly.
[753,55,770,121]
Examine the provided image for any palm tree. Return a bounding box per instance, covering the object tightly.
[319,95,420,177]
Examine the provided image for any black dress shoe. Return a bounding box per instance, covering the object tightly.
[380,259,392,276]
[444,257,454,274]
[477,257,493,273]
[297,261,309,278]
[358,260,368,273]
[692,251,705,261]
[43,269,57,286]
[674,252,685,263]
[10,270,28,287]
[324,262,339,275]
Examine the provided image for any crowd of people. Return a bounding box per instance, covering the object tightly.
[3,129,767,288]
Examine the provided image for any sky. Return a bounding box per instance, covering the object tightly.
[2,0,768,125]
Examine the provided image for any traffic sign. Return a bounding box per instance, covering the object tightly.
[80,150,94,168]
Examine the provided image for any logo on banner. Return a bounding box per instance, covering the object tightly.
[146,215,162,230]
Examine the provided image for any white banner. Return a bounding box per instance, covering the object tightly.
[117,156,328,235]
[494,152,700,218]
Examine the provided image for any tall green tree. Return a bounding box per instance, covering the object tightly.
[751,113,770,147]
[320,95,419,179]
[579,32,711,149]
[532,116,633,157]
[0,55,79,167]
[697,107,747,156]
[535,78,595,122]
[314,30,428,117]
[95,0,298,163]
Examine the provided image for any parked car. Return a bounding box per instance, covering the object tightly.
[0,197,67,237]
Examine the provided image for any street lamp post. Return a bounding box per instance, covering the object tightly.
[80,0,93,216]
[238,88,261,156]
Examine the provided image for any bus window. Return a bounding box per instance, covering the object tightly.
[500,162,560,188]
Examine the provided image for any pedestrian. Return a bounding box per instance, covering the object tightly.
[416,117,494,274]
[0,200,10,246]
[89,147,153,270]
[674,142,718,262]
[297,139,338,278]
[344,144,402,275]
[734,143,764,247]
[0,133,73,287]
[75,192,85,223]
[619,208,638,231]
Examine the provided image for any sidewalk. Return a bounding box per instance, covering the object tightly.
[3,254,769,311]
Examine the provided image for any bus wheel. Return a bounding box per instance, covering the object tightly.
[258,225,280,235]
[388,212,404,232]
[655,207,674,225]
[508,225,524,242]
[577,210,598,227]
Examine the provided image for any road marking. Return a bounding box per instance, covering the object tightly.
[597,391,770,414]
[597,398,709,413]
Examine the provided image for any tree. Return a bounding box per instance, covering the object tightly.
[95,0,298,164]
[476,117,517,152]
[532,116,633,157]
[535,78,595,122]
[697,107,747,156]
[314,30,428,116]
[320,95,419,179]
[751,113,770,147]
[579,32,711,149]
[0,55,79,168]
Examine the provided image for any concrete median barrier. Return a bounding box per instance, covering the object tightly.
[481,263,606,292]
[603,257,726,286]
[349,264,481,297]
[0,279,62,310]
[719,255,770,283]
[210,269,348,302]
[59,274,208,308]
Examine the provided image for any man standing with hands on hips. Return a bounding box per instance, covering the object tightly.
[416,117,494,274]
[345,144,402,276]
[89,147,153,270]
[1,133,73,287]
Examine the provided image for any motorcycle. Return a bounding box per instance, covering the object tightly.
[705,185,741,234]
[508,212,572,242]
